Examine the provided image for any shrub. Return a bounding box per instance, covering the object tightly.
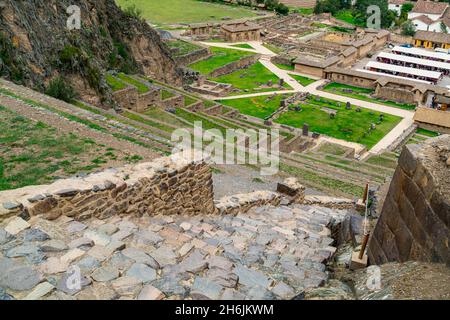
[45,76,77,103]
[123,5,143,21]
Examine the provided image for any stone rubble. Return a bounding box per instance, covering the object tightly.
[0,202,351,300]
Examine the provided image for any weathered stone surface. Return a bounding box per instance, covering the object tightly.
[122,248,160,269]
[111,276,142,297]
[0,287,14,300]
[138,285,165,300]
[76,256,101,273]
[0,228,14,245]
[68,237,94,250]
[126,263,157,283]
[66,221,87,234]
[107,252,134,271]
[191,277,223,300]
[206,268,238,288]
[61,248,85,264]
[41,240,68,252]
[91,266,120,282]
[234,265,273,289]
[4,217,30,235]
[134,230,163,245]
[39,257,69,274]
[97,224,119,236]
[23,228,50,242]
[84,230,111,246]
[271,281,295,299]
[24,282,55,300]
[179,250,208,273]
[150,246,177,266]
[76,283,118,300]
[0,258,41,291]
[87,245,112,262]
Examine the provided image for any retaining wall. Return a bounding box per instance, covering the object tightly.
[368,135,450,265]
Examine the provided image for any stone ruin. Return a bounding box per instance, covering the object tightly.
[368,135,450,266]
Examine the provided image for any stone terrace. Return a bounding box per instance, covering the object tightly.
[0,203,349,300]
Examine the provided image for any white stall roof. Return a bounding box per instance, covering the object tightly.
[377,52,450,71]
[366,61,442,79]
[392,46,450,62]
[355,69,433,84]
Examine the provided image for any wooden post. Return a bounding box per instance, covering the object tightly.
[362,183,369,204]
[359,233,370,260]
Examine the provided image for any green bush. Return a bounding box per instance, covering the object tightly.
[45,77,77,103]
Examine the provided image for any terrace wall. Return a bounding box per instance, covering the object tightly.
[208,54,260,78]
[374,87,416,105]
[368,135,450,266]
[176,48,211,66]
[0,154,216,222]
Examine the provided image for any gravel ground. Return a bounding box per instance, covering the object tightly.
[212,164,323,199]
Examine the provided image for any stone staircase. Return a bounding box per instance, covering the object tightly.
[0,202,352,300]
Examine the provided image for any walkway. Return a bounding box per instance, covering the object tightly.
[199,40,416,154]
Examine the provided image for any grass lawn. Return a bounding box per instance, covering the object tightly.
[188,47,254,75]
[161,90,176,100]
[117,73,149,94]
[274,95,402,149]
[218,94,291,119]
[290,74,316,86]
[211,61,292,95]
[0,105,122,190]
[366,154,398,169]
[165,40,202,57]
[316,142,351,156]
[106,74,127,91]
[143,108,188,128]
[230,43,254,50]
[416,128,439,137]
[115,0,257,25]
[175,108,227,134]
[333,10,364,27]
[275,63,294,71]
[323,82,416,110]
[262,43,284,55]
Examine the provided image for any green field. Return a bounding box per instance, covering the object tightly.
[274,95,402,149]
[323,82,416,110]
[218,94,291,119]
[106,74,127,91]
[0,105,121,190]
[230,43,254,50]
[290,74,316,86]
[211,61,292,95]
[117,73,149,93]
[165,40,202,57]
[188,47,254,75]
[115,0,257,25]
[275,63,295,71]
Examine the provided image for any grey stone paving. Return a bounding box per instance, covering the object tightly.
[0,204,349,300]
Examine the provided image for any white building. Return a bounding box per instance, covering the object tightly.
[388,0,408,16]
[408,0,449,32]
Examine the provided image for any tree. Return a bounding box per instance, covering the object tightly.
[354,0,393,28]
[45,76,77,103]
[275,3,289,15]
[401,20,416,37]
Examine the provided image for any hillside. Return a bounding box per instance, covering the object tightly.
[0,0,181,106]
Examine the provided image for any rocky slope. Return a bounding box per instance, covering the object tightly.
[0,0,181,106]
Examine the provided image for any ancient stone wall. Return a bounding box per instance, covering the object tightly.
[374,87,416,105]
[208,54,260,78]
[0,154,216,223]
[175,48,211,66]
[368,135,450,266]
[112,87,139,111]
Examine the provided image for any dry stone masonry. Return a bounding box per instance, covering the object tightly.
[0,154,215,223]
[368,135,450,266]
